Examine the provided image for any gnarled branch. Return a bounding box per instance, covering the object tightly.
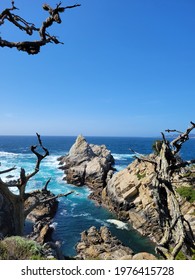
[0,1,81,54]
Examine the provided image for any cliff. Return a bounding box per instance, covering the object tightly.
[101,156,195,247]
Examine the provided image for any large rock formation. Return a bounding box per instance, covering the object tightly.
[101,156,195,246]
[58,135,115,190]
[76,226,157,260]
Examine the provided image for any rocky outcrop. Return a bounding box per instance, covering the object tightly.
[24,189,65,259]
[76,226,157,260]
[101,156,195,245]
[58,135,115,190]
[24,189,58,244]
[24,189,58,222]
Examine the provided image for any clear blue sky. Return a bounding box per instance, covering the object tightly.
[0,0,194,136]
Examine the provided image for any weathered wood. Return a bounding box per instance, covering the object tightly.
[0,134,73,237]
[0,1,80,54]
[132,122,195,259]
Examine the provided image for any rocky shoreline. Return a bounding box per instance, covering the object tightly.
[76,226,157,260]
[58,135,195,259]
[1,135,194,260]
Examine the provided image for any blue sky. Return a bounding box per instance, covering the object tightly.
[0,0,194,136]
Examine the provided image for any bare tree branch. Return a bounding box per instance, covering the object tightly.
[167,121,195,155]
[0,1,81,54]
[24,190,74,218]
[0,166,16,175]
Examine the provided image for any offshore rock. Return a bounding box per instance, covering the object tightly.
[58,135,115,190]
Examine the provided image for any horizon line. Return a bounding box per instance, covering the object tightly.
[0,134,168,138]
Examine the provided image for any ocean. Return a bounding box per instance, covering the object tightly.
[0,135,195,257]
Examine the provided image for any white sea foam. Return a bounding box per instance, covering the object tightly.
[114,165,127,171]
[0,151,19,157]
[113,153,135,161]
[94,218,110,227]
[107,219,129,230]
[60,209,68,216]
[49,222,58,230]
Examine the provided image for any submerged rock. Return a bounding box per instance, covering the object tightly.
[59,135,115,190]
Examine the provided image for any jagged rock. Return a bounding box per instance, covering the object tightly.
[76,226,134,260]
[24,189,58,222]
[58,135,115,190]
[24,190,59,247]
[101,156,195,246]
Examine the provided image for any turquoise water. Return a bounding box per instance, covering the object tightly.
[1,136,195,256]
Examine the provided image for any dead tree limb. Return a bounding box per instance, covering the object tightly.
[168,122,195,155]
[0,1,81,54]
[24,190,74,218]
[0,166,16,175]
[0,134,73,237]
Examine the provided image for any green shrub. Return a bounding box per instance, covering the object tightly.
[0,236,43,260]
[176,186,195,203]
[152,140,163,155]
[136,172,146,180]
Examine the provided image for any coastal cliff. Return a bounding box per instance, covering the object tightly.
[101,156,195,247]
[58,132,195,259]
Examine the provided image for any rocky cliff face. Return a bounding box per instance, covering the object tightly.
[58,135,115,190]
[101,156,195,245]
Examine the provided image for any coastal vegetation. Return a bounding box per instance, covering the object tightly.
[0,236,44,260]
[176,186,195,203]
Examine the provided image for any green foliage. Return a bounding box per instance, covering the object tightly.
[0,236,43,260]
[181,171,195,178]
[136,172,146,180]
[152,140,163,155]
[175,250,187,260]
[176,186,195,203]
